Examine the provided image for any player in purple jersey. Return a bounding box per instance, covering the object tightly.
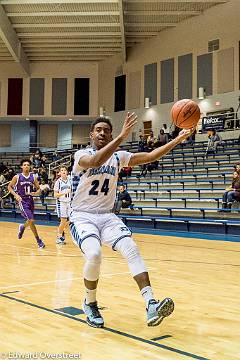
[8,159,45,249]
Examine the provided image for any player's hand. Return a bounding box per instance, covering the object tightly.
[119,112,138,140]
[15,195,22,202]
[177,128,193,142]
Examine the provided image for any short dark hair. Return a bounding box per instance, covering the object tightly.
[20,159,32,166]
[90,117,112,132]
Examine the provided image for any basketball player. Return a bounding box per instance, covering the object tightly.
[8,159,45,248]
[70,112,191,328]
[54,166,71,245]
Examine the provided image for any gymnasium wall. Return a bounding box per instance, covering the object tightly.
[0,62,98,118]
[98,0,240,138]
[0,0,240,150]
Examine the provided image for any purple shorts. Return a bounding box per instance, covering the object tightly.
[18,198,34,220]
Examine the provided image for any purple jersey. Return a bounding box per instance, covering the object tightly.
[15,173,35,199]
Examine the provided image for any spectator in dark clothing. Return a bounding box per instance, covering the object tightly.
[156,129,168,147]
[0,162,7,174]
[113,184,132,214]
[138,135,147,152]
[52,150,61,162]
[205,129,224,156]
[220,167,240,211]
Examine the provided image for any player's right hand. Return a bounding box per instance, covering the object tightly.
[119,112,138,140]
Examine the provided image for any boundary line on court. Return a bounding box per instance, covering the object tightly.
[0,218,239,243]
[0,293,209,360]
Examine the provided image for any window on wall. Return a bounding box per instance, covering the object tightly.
[7,78,23,115]
[114,75,126,112]
[0,124,11,147]
[74,78,89,115]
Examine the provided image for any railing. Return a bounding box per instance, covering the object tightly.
[48,154,72,178]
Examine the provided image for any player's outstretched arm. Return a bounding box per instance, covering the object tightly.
[129,129,191,167]
[79,112,137,169]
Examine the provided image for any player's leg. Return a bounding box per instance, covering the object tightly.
[56,217,68,244]
[102,214,174,326]
[28,219,45,248]
[69,216,104,328]
[114,237,174,326]
[23,199,45,248]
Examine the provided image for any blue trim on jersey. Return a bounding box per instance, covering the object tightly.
[112,234,132,251]
[56,199,61,218]
[71,171,85,200]
[114,153,120,173]
[69,222,101,253]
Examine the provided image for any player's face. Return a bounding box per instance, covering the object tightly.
[21,162,31,173]
[90,122,112,149]
[60,168,68,178]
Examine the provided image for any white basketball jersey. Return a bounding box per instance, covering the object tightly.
[54,176,71,203]
[71,148,132,213]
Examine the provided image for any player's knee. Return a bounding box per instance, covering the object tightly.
[85,249,102,265]
[116,237,140,262]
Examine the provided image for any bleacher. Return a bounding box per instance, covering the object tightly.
[118,137,240,235]
[0,137,239,235]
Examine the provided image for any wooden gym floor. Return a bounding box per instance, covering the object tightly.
[0,221,239,360]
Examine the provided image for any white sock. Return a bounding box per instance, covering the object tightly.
[140,286,154,307]
[85,288,97,304]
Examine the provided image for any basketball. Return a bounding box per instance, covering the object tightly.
[171,99,200,129]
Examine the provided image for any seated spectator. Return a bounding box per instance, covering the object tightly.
[161,123,170,140]
[140,160,158,178]
[0,172,6,185]
[156,129,168,147]
[4,168,15,181]
[219,168,240,211]
[39,180,50,205]
[31,152,42,168]
[205,129,224,156]
[52,150,61,162]
[138,135,147,152]
[147,130,156,150]
[118,166,132,182]
[113,184,132,214]
[39,167,48,184]
[41,154,47,168]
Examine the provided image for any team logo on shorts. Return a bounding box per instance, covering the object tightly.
[120,227,128,232]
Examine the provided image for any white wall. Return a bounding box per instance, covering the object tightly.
[98,0,240,139]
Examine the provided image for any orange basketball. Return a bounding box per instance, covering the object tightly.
[171,99,200,129]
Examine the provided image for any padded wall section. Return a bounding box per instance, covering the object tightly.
[178,54,192,100]
[39,124,57,148]
[127,71,141,109]
[29,78,44,115]
[160,58,174,103]
[217,47,234,93]
[52,78,67,115]
[197,53,213,96]
[72,124,91,145]
[144,63,157,105]
[0,124,11,147]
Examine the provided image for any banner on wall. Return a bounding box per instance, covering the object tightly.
[201,115,225,132]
